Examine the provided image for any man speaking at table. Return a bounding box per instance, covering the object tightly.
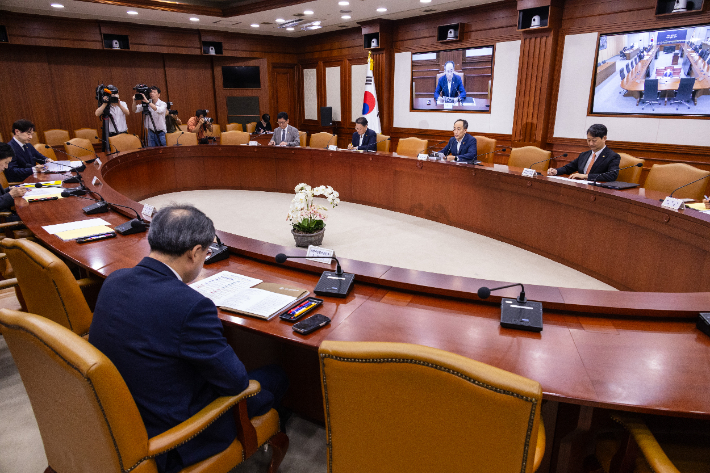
[347,116,377,151]
[438,119,478,163]
[89,205,288,473]
[434,61,466,101]
[547,124,620,182]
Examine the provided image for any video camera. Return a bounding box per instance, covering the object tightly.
[133,84,151,101]
[96,84,119,106]
[167,102,178,116]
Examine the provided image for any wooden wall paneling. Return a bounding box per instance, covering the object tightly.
[163,54,216,126]
[2,11,102,49]
[270,64,297,127]
[212,57,270,132]
[98,21,201,55]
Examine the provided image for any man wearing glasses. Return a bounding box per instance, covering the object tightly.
[438,119,478,163]
[268,112,300,147]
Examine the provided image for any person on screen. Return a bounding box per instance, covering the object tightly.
[89,204,289,473]
[438,119,477,163]
[434,61,466,101]
[254,114,272,134]
[547,124,620,182]
[347,117,377,151]
[268,112,300,147]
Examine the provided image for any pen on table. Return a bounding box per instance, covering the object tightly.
[287,300,311,315]
[292,302,317,317]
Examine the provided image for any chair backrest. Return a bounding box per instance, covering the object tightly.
[165,131,182,147]
[65,138,95,159]
[108,134,142,152]
[0,309,155,473]
[508,146,552,172]
[677,77,695,99]
[220,131,250,145]
[34,143,57,161]
[644,79,659,95]
[299,131,307,147]
[435,70,465,85]
[617,153,644,184]
[0,238,93,336]
[44,129,70,147]
[226,123,243,132]
[74,128,100,144]
[319,340,543,473]
[0,170,8,188]
[178,124,189,132]
[206,123,221,138]
[310,132,336,149]
[176,132,198,146]
[376,134,390,153]
[245,122,257,134]
[643,163,710,200]
[396,137,428,157]
[473,135,497,164]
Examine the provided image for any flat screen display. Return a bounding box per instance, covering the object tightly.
[410,46,494,112]
[590,25,710,116]
[222,66,261,89]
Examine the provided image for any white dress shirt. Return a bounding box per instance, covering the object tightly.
[135,99,167,133]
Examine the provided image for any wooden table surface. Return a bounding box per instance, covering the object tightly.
[15,146,710,420]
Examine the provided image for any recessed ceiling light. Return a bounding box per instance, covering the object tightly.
[287,27,294,31]
[189,17,199,22]
[251,23,259,27]
[377,7,387,12]
[127,10,138,15]
[304,10,314,15]
[50,3,64,8]
[341,15,351,19]
[338,1,349,4]
[276,18,286,23]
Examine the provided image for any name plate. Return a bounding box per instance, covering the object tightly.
[417,153,428,160]
[93,158,102,169]
[248,141,258,146]
[91,176,102,188]
[661,196,684,210]
[142,204,155,219]
[328,145,338,151]
[521,168,537,178]
[444,102,454,110]
[307,245,335,264]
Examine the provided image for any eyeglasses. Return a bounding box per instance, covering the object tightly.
[205,247,213,258]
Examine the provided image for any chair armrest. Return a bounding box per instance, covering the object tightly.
[146,380,261,456]
[532,417,546,472]
[0,221,25,230]
[0,278,18,290]
[612,416,681,473]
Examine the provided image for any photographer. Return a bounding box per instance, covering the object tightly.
[165,103,182,134]
[187,109,213,144]
[95,86,129,136]
[132,85,167,147]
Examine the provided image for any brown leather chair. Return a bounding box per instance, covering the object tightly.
[179,124,189,132]
[617,153,644,184]
[310,132,337,148]
[396,137,428,158]
[246,122,257,134]
[298,131,307,147]
[473,135,497,164]
[165,131,182,147]
[0,238,98,337]
[220,131,250,145]
[376,133,390,152]
[34,143,57,161]
[109,133,142,152]
[319,341,546,473]
[0,309,289,473]
[74,128,100,144]
[643,163,710,200]
[44,129,70,147]
[508,146,552,173]
[206,123,221,139]
[226,123,243,132]
[65,138,95,159]
[166,131,198,147]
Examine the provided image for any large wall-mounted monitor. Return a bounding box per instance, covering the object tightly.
[590,24,710,116]
[411,46,494,112]
[222,66,261,89]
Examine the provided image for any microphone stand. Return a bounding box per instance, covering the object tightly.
[275,253,354,297]
[665,173,710,201]
[477,283,543,332]
[532,153,567,175]
[365,137,390,153]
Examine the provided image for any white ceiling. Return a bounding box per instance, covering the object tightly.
[0,0,496,37]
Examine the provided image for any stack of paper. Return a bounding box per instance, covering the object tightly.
[42,218,114,241]
[45,161,84,173]
[23,187,65,201]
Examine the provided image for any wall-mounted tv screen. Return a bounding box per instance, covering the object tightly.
[590,24,710,116]
[411,46,494,112]
[222,66,261,89]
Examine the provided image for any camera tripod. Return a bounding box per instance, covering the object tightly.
[100,101,120,154]
[139,102,161,147]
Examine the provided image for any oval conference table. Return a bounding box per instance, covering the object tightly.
[16,144,710,471]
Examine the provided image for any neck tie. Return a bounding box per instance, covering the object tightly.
[586,152,597,174]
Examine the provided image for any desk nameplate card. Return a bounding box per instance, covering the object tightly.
[521,168,537,178]
[661,196,685,211]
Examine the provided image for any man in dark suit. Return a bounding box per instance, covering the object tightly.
[547,124,620,182]
[0,143,28,214]
[434,61,466,101]
[438,119,478,163]
[89,205,288,473]
[6,119,49,182]
[348,116,378,151]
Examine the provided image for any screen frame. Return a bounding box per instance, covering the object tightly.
[222,66,262,89]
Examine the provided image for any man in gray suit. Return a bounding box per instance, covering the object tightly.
[268,112,300,147]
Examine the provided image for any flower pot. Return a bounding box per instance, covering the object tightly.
[292,228,325,248]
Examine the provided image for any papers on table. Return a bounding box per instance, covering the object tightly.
[43,218,111,235]
[219,288,297,319]
[547,175,592,185]
[45,160,83,173]
[189,271,262,306]
[23,187,64,201]
[55,225,114,241]
[19,180,62,188]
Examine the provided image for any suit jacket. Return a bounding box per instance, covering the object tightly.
[439,134,478,163]
[351,128,378,151]
[556,147,620,182]
[7,139,46,182]
[89,257,252,473]
[434,74,466,100]
[0,186,15,213]
[270,125,300,146]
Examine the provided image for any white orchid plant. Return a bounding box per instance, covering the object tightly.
[287,183,340,234]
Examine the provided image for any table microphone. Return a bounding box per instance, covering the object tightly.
[532,153,567,175]
[175,132,184,146]
[366,136,390,152]
[589,162,642,186]
[60,192,148,234]
[275,253,354,297]
[477,283,543,332]
[47,146,87,183]
[665,173,710,200]
[323,134,337,149]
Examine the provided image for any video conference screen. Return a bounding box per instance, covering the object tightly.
[222,66,261,89]
[410,46,494,112]
[590,24,710,116]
